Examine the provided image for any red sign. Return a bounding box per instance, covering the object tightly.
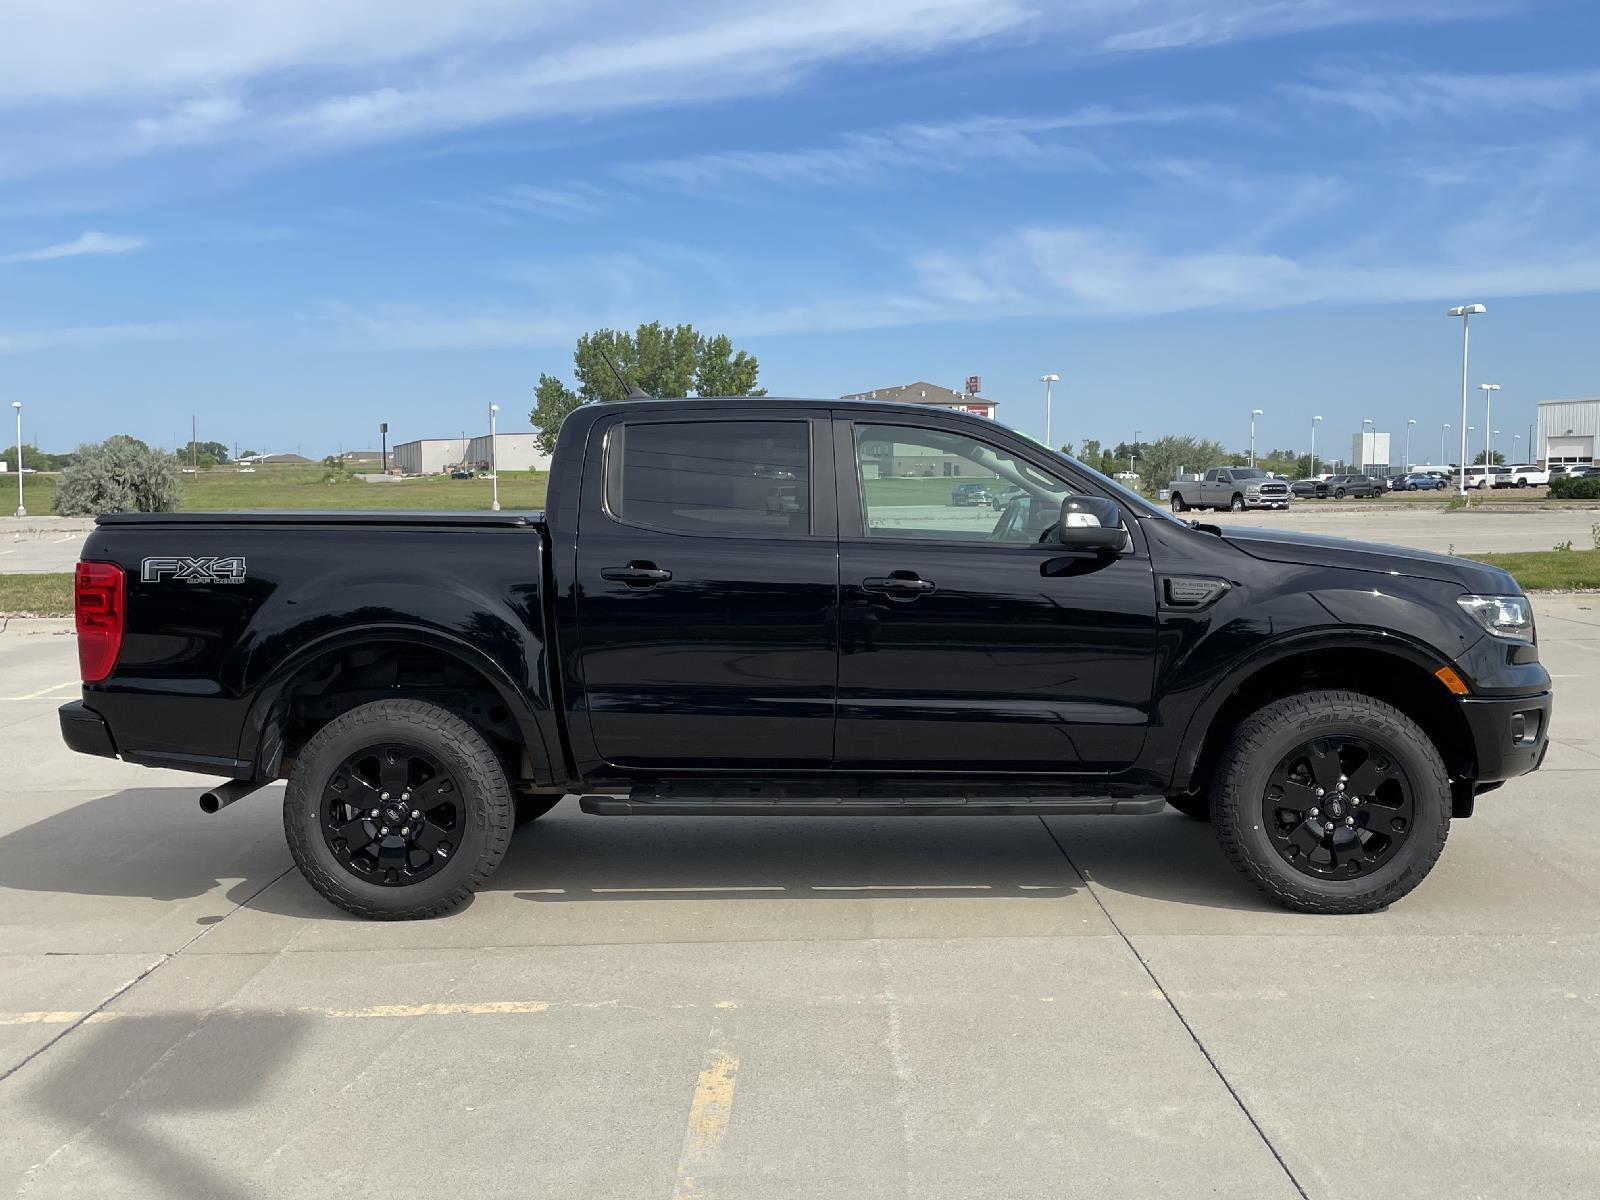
[964,404,991,417]
[964,375,981,395]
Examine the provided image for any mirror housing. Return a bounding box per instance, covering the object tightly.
[1056,496,1128,552]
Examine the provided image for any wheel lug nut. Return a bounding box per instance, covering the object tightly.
[379,826,389,835]
[1352,797,1362,806]
[400,826,410,836]
[381,792,390,800]
[1314,787,1325,797]
[369,809,379,818]
[411,810,420,819]
[1345,817,1355,826]
[1309,808,1319,817]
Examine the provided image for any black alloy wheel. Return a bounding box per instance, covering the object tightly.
[1334,487,1346,499]
[321,743,462,886]
[1262,736,1414,879]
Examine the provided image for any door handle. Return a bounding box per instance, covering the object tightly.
[601,562,673,587]
[862,573,936,599]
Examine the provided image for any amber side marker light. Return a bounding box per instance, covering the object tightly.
[1434,666,1469,696]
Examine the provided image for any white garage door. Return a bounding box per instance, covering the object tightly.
[1548,435,1594,465]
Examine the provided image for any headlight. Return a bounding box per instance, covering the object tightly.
[1457,594,1534,640]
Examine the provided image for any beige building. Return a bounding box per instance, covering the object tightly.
[465,432,553,473]
[392,437,469,476]
[839,380,997,420]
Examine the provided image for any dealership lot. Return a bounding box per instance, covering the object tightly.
[2,594,1597,1200]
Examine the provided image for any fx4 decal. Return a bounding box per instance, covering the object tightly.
[141,556,248,585]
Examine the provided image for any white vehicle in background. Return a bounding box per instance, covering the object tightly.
[1505,464,1550,488]
[1452,465,1508,490]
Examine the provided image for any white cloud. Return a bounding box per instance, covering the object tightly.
[0,230,147,264]
[628,105,1232,191]
[0,1,1491,179]
[0,320,195,354]
[1102,0,1501,53]
[1285,64,1600,123]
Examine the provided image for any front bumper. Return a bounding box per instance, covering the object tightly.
[1461,691,1551,785]
[59,700,118,759]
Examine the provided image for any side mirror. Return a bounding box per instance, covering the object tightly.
[1056,496,1128,552]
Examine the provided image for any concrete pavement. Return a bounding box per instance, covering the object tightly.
[1,600,1597,1199]
[1,519,93,576]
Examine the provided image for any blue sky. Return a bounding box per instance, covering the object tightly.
[2,0,1598,461]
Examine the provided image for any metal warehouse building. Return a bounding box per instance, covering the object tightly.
[391,437,468,476]
[465,432,552,473]
[1537,398,1598,469]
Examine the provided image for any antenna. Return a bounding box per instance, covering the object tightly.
[598,347,654,400]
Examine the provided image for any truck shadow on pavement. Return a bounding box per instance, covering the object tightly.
[16,1011,308,1200]
[0,789,1279,917]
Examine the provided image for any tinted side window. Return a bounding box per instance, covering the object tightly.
[613,420,811,537]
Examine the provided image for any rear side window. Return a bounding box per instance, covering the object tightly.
[610,420,811,537]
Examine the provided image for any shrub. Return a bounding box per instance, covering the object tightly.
[51,435,182,516]
[1548,475,1600,500]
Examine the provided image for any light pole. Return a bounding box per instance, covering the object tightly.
[1310,415,1322,476]
[1249,409,1263,467]
[1448,303,1486,495]
[1512,433,1522,462]
[1361,419,1373,477]
[1036,374,1062,448]
[488,404,500,512]
[1404,418,1416,472]
[1478,382,1500,467]
[1440,423,1450,468]
[10,402,22,518]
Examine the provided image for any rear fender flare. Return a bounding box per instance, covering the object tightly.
[238,623,561,785]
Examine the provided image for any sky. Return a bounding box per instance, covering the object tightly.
[2,0,1599,463]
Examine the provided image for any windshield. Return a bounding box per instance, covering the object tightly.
[1049,449,1184,525]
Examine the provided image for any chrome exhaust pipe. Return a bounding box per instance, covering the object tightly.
[200,778,264,814]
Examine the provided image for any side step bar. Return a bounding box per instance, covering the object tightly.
[580,783,1164,817]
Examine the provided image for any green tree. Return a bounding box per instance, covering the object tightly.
[176,439,231,468]
[1136,435,1230,490]
[52,435,181,516]
[1473,449,1507,466]
[530,322,766,453]
[1,443,67,471]
[1077,438,1102,466]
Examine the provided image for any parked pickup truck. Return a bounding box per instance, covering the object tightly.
[1167,467,1291,513]
[60,397,1551,919]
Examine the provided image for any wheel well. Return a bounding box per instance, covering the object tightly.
[266,641,531,781]
[1185,648,1477,815]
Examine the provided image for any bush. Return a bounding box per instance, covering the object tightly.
[1548,475,1600,500]
[51,435,182,516]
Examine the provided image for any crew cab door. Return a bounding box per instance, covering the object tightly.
[572,411,839,769]
[1206,469,1229,505]
[832,416,1158,773]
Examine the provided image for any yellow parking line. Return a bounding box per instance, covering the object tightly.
[672,1035,740,1200]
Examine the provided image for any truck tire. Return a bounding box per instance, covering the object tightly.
[1210,690,1450,914]
[1334,487,1346,499]
[515,793,564,825]
[1229,494,1245,511]
[283,699,514,920]
[1170,492,1189,513]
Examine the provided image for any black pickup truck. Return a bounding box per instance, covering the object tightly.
[60,397,1551,919]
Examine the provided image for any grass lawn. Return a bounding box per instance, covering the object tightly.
[15,466,550,513]
[1467,548,1600,591]
[0,572,73,617]
[863,474,1001,507]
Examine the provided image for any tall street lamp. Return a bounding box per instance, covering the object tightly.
[1249,409,1263,466]
[1040,374,1059,448]
[1478,382,1500,467]
[488,404,500,512]
[1404,418,1416,473]
[1440,423,1451,468]
[10,401,23,518]
[1512,433,1522,462]
[1448,304,1486,495]
[1310,415,1322,476]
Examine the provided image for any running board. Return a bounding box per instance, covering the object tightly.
[580,782,1164,817]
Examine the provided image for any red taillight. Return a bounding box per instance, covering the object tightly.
[75,561,125,683]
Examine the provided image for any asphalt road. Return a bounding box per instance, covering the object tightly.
[2,604,1598,1198]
